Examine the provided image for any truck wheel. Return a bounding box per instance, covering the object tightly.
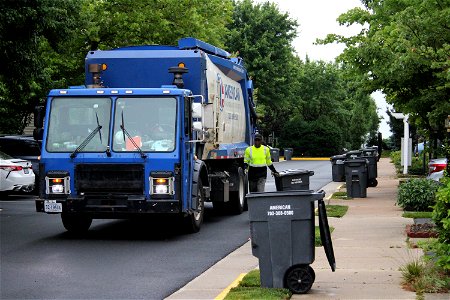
[184,178,205,233]
[228,168,245,215]
[61,213,92,234]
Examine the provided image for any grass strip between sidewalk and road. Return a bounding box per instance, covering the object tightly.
[402,211,433,219]
[224,270,291,300]
[315,205,348,218]
[331,191,353,200]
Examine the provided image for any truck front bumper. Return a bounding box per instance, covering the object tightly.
[35,196,180,216]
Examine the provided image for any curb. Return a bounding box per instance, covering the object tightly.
[214,273,246,300]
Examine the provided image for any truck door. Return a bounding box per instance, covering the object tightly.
[183,96,194,211]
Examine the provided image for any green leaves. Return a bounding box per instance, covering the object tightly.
[322,0,450,140]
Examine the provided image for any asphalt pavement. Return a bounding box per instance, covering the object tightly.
[0,160,331,299]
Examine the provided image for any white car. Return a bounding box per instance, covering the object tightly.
[427,157,447,182]
[0,151,35,193]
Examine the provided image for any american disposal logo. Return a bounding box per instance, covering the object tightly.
[217,73,225,111]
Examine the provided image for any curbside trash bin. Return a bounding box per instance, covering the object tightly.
[330,155,346,182]
[275,169,314,191]
[361,148,378,187]
[344,159,368,198]
[345,150,362,160]
[246,190,336,294]
[270,148,280,162]
[284,148,293,160]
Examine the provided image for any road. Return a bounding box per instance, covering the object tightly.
[0,160,331,299]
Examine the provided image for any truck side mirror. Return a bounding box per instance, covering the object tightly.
[33,128,44,141]
[34,106,44,128]
[192,103,203,119]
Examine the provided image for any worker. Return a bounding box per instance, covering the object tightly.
[244,133,279,192]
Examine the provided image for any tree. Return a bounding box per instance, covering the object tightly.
[225,0,299,137]
[85,0,233,50]
[321,0,450,146]
[0,0,83,133]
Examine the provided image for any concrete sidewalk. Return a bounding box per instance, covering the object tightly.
[167,158,422,300]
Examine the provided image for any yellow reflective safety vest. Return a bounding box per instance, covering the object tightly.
[244,145,273,167]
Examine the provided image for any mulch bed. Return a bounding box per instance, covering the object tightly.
[405,223,438,238]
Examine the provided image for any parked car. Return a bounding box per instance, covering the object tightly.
[0,135,41,187]
[427,157,447,181]
[0,150,35,193]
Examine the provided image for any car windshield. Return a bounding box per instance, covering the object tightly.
[0,150,13,160]
[46,97,112,152]
[113,97,177,152]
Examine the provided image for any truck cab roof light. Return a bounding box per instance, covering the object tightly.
[111,90,119,94]
[125,90,133,94]
[96,90,105,94]
[163,90,171,94]
[59,90,68,94]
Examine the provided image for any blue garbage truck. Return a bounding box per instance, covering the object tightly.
[34,38,257,233]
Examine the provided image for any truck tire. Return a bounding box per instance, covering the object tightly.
[184,178,205,233]
[61,213,92,234]
[228,168,245,215]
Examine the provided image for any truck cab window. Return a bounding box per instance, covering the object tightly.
[113,97,177,152]
[46,97,111,152]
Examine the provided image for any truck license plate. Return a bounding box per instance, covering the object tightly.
[44,200,62,213]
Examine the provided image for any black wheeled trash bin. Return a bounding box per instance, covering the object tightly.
[330,155,346,182]
[361,148,378,187]
[246,190,336,294]
[344,159,368,198]
[284,148,293,160]
[275,169,314,191]
[270,148,280,162]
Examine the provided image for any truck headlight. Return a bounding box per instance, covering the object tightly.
[150,177,174,195]
[46,175,70,194]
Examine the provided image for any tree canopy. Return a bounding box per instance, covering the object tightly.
[321,0,450,144]
[0,0,379,156]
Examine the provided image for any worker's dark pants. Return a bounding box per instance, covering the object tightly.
[249,177,266,193]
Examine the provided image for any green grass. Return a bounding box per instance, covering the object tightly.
[315,205,348,218]
[239,270,260,287]
[315,226,334,247]
[225,270,291,300]
[331,191,353,200]
[402,211,433,219]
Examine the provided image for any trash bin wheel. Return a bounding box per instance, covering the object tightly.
[284,265,315,294]
[368,178,378,187]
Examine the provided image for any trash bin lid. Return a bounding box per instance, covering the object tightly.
[361,148,377,156]
[330,155,346,161]
[344,158,368,165]
[245,190,325,200]
[345,150,362,159]
[278,169,315,177]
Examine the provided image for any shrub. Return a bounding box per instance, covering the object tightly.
[390,150,428,175]
[397,179,440,211]
[432,177,450,271]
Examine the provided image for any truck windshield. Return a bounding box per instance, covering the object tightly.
[46,97,111,152]
[113,97,177,152]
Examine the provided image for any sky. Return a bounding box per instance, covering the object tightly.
[254,0,393,138]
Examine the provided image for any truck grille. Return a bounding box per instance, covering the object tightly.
[75,164,144,194]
